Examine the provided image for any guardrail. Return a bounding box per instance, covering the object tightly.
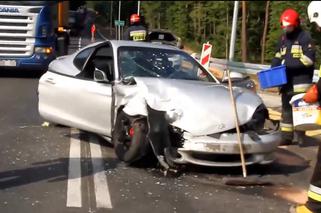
[209,58,269,75]
[207,56,320,82]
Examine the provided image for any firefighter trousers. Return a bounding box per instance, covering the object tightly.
[280,85,307,143]
[306,144,321,212]
[280,87,295,141]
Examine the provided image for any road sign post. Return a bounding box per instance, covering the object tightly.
[114,20,125,27]
[118,1,121,40]
[114,20,125,40]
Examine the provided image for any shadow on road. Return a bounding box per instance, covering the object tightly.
[0,69,44,79]
[54,126,312,179]
[299,136,320,148]
[0,156,119,190]
[0,129,119,190]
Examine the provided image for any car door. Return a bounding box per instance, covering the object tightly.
[39,44,114,136]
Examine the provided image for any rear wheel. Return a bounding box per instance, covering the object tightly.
[113,111,150,164]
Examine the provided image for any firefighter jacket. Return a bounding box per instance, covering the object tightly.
[123,24,147,42]
[271,27,316,93]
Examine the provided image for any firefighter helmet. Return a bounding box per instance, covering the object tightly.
[280,9,300,29]
[130,14,140,25]
[308,1,321,27]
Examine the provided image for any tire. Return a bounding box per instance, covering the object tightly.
[113,111,150,164]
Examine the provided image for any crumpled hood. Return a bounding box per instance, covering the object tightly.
[117,77,263,136]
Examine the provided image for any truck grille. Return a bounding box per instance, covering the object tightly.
[0,7,38,57]
[0,22,28,27]
[0,15,28,19]
[0,29,28,34]
[0,44,27,48]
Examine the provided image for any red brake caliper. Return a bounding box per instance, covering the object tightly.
[129,127,134,138]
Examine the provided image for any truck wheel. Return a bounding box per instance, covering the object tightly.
[113,111,150,164]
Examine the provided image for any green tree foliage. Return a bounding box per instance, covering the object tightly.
[165,1,192,41]
[86,1,138,27]
[87,1,321,65]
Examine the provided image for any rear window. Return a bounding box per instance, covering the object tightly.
[148,32,176,42]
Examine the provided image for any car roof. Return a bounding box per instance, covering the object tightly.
[80,40,180,51]
[149,29,173,33]
[108,40,179,50]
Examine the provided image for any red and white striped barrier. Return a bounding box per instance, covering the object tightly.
[200,42,212,70]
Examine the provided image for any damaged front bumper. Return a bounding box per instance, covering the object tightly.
[171,131,281,167]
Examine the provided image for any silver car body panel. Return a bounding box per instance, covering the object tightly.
[39,73,113,136]
[38,40,281,167]
[118,77,262,136]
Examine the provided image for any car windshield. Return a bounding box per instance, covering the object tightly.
[118,46,214,82]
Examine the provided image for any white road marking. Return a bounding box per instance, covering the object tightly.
[89,135,112,209]
[66,128,82,208]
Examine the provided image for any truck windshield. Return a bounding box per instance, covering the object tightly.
[0,1,47,6]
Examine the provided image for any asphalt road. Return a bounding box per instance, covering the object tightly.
[0,71,319,213]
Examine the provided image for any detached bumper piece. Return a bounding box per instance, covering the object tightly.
[172,131,281,167]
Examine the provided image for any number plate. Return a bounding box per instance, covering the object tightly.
[0,60,16,67]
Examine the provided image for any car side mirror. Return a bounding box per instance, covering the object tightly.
[94,68,109,83]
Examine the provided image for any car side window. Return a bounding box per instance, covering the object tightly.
[76,45,114,81]
[73,47,95,71]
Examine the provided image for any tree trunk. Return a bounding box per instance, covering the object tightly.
[226,5,229,59]
[261,1,270,64]
[198,2,201,43]
[241,1,248,62]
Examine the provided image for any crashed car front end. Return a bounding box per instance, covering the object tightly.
[114,77,281,167]
[173,128,280,167]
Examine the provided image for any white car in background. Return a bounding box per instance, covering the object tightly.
[38,40,281,168]
[147,29,184,49]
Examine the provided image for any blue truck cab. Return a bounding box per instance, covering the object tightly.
[0,1,61,72]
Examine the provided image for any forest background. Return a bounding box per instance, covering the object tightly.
[89,1,321,66]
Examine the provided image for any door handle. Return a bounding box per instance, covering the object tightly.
[45,78,56,85]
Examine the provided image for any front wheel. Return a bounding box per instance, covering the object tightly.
[113,111,150,164]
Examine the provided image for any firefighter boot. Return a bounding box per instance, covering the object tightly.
[289,205,315,213]
[293,131,306,146]
[280,131,294,146]
[289,204,314,213]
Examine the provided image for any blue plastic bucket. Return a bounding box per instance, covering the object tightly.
[257,65,287,89]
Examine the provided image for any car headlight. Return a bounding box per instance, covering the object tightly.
[166,108,183,122]
[246,80,256,92]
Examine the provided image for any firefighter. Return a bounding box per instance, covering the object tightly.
[123,14,148,41]
[289,3,321,213]
[271,8,316,145]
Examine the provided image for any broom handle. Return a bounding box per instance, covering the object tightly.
[227,70,247,178]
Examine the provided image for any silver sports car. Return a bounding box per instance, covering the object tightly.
[38,40,281,168]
